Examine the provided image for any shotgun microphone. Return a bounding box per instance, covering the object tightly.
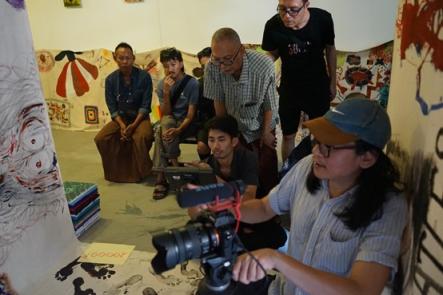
[176,180,245,208]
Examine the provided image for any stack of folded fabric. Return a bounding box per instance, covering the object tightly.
[63,181,100,237]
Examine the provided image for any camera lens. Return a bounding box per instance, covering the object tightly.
[151,222,218,274]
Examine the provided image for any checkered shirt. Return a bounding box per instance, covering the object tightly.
[204,50,279,143]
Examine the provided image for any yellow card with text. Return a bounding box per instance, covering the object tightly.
[79,243,135,265]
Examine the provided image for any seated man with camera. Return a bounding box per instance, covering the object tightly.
[188,115,286,251]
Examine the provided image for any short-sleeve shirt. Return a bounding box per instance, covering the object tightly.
[105,67,152,120]
[207,147,258,186]
[262,8,335,90]
[204,50,279,143]
[267,155,407,295]
[157,75,199,121]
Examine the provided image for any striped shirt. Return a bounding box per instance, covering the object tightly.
[268,155,407,295]
[204,50,279,143]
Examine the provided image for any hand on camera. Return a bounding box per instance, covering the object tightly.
[232,249,276,284]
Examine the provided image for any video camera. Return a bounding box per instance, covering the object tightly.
[151,180,245,295]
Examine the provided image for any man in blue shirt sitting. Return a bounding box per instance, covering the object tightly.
[95,42,154,183]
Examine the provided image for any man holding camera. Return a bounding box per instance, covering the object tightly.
[189,115,286,251]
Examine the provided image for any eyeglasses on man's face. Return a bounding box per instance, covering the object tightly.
[277,3,305,17]
[311,139,357,158]
[210,45,242,67]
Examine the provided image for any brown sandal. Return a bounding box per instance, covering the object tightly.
[153,182,169,200]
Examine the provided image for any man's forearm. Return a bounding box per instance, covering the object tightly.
[161,92,172,116]
[262,109,273,133]
[114,115,126,128]
[214,100,226,116]
[131,112,146,128]
[326,45,337,85]
[177,117,191,133]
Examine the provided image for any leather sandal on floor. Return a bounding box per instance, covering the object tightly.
[153,182,169,200]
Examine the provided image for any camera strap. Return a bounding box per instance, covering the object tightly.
[169,74,192,109]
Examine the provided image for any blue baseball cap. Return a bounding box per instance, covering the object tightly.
[303,97,391,149]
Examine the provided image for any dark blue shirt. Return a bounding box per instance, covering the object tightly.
[105,67,152,120]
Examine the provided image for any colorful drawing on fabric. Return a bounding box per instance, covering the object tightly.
[397,0,443,115]
[334,42,393,107]
[95,49,113,69]
[386,141,443,295]
[47,98,72,127]
[55,50,98,98]
[5,0,24,9]
[0,102,64,264]
[64,0,81,8]
[36,50,55,72]
[84,105,99,124]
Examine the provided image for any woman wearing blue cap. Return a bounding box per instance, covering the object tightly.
[232,97,408,295]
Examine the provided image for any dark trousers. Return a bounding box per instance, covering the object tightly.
[94,119,153,182]
[240,132,278,198]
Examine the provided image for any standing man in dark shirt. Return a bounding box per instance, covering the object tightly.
[188,115,287,251]
[262,0,337,160]
[94,42,154,183]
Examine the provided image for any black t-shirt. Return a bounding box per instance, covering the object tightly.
[262,8,334,89]
[207,147,258,186]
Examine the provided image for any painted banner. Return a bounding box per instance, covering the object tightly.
[0,0,79,293]
[37,43,394,131]
[388,0,443,294]
[36,47,201,131]
[334,42,393,107]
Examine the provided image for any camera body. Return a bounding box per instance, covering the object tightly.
[151,181,245,294]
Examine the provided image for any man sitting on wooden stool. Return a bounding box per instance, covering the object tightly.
[152,48,199,200]
[94,42,154,183]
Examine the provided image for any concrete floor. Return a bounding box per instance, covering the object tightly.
[51,129,199,252]
[52,128,287,253]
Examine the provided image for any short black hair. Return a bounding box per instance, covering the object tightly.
[207,115,239,138]
[197,47,212,61]
[115,42,133,54]
[160,47,183,63]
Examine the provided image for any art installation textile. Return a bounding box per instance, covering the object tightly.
[37,48,201,131]
[388,0,443,294]
[334,41,393,107]
[37,43,393,131]
[0,0,79,293]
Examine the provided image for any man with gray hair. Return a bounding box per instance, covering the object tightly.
[204,27,279,197]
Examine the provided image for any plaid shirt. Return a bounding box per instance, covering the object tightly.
[204,50,279,143]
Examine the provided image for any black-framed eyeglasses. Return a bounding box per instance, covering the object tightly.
[311,139,357,158]
[210,45,242,66]
[277,4,305,17]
